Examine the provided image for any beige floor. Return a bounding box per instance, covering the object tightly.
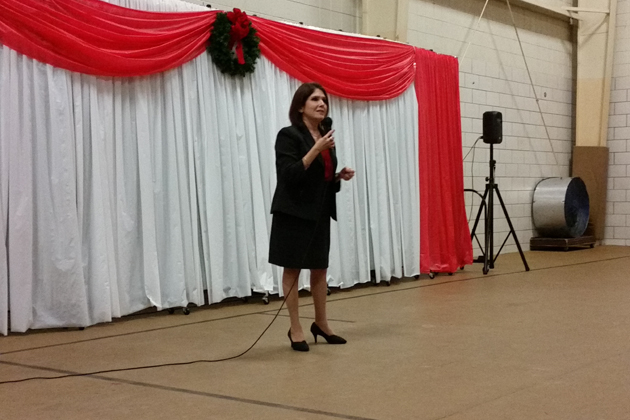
[1,245,630,420]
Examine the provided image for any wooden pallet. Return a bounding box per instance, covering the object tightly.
[530,235,596,251]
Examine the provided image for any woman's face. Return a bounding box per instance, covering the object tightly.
[300,89,328,124]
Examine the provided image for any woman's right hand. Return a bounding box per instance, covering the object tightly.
[314,130,335,152]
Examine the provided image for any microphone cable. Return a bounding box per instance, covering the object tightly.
[0,129,336,386]
[0,296,290,384]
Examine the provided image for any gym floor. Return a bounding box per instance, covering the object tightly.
[2,245,630,420]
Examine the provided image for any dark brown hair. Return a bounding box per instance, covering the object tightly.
[288,82,329,127]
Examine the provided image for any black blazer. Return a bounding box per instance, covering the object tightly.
[271,125,341,221]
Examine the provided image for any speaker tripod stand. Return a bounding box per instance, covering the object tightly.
[467,142,530,274]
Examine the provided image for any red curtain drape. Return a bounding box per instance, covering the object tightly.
[0,0,473,273]
[415,48,473,273]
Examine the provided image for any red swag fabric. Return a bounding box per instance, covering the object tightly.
[0,0,473,272]
[0,0,216,76]
[249,17,416,101]
[415,48,473,273]
[0,0,415,100]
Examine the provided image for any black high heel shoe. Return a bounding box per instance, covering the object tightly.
[288,329,309,352]
[310,322,347,344]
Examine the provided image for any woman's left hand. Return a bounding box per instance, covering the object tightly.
[338,167,355,181]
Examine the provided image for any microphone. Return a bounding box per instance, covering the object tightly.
[321,117,333,134]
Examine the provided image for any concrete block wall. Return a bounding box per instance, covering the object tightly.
[184,0,361,33]
[408,0,575,254]
[606,0,630,246]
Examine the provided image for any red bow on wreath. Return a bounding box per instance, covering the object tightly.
[226,8,251,65]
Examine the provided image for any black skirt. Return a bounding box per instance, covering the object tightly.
[269,211,331,269]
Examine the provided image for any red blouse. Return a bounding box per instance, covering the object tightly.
[320,149,334,181]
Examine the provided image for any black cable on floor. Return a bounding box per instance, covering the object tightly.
[3,254,627,385]
[0,286,292,385]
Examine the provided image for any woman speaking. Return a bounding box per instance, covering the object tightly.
[269,82,355,352]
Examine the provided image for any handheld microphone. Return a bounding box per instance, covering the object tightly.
[321,117,333,134]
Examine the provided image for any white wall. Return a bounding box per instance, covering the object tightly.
[408,0,574,254]
[184,0,361,33]
[605,0,630,245]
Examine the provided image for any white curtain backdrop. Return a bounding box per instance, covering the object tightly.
[0,0,420,334]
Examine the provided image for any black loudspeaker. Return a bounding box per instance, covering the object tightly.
[483,111,502,144]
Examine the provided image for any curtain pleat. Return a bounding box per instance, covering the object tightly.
[0,194,7,335]
[0,48,11,336]
[2,49,35,332]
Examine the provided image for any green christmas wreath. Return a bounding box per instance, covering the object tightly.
[208,9,260,77]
